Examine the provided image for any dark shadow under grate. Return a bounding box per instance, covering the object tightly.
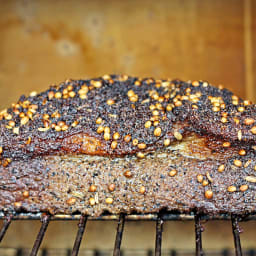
[1,248,256,256]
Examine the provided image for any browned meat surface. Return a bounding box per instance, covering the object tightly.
[0,75,256,216]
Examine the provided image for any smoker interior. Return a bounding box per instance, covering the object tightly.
[1,213,256,256]
[1,1,256,256]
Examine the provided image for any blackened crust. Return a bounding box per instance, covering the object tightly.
[0,75,256,164]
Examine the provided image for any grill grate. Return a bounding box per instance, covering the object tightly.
[30,215,50,256]
[195,215,203,256]
[0,215,12,243]
[231,215,243,256]
[0,212,254,256]
[3,248,256,256]
[72,215,87,256]
[155,215,163,256]
[113,214,125,256]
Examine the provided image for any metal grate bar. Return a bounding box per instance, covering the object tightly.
[170,250,177,256]
[195,214,203,256]
[222,249,229,256]
[248,249,256,256]
[113,214,125,256]
[231,215,243,256]
[0,215,12,243]
[16,248,22,256]
[41,248,48,256]
[155,214,163,256]
[94,250,101,256]
[30,214,50,256]
[71,214,88,256]
[147,249,153,256]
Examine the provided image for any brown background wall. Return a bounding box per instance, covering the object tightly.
[0,0,256,110]
[0,0,256,253]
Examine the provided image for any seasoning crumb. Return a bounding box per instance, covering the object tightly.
[145,121,152,129]
[111,141,118,149]
[197,174,203,183]
[124,170,133,178]
[154,127,162,137]
[244,118,255,125]
[218,164,225,173]
[137,152,145,158]
[169,169,177,177]
[234,159,242,167]
[239,149,246,156]
[96,117,103,124]
[67,197,76,205]
[138,143,146,149]
[240,184,248,192]
[23,191,30,198]
[244,176,256,183]
[113,132,120,140]
[108,184,116,192]
[107,99,115,105]
[206,172,213,183]
[164,138,171,146]
[89,185,97,192]
[124,134,131,143]
[202,180,209,186]
[227,186,236,192]
[251,126,256,134]
[139,186,146,194]
[205,190,213,199]
[14,202,22,208]
[105,197,113,204]
[223,142,231,148]
[237,130,242,141]
[89,198,96,206]
[174,131,183,141]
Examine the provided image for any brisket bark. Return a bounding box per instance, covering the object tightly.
[0,75,256,216]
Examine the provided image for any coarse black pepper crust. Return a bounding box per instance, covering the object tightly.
[1,75,256,216]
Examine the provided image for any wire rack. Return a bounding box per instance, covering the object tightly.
[1,212,255,256]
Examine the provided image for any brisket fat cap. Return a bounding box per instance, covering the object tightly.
[0,75,256,216]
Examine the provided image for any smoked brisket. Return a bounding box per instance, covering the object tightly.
[0,75,256,216]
